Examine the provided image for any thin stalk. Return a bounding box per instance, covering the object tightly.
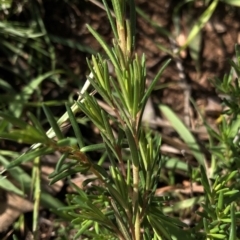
[132,164,140,240]
[32,156,41,240]
[115,15,126,62]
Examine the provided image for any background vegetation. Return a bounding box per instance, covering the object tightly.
[1,0,240,239]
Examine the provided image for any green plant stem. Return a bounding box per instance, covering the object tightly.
[132,164,140,240]
[32,156,41,239]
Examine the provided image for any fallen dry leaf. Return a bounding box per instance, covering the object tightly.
[0,191,33,233]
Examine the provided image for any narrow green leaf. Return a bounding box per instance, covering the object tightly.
[125,126,139,167]
[86,24,119,70]
[147,216,172,240]
[80,143,106,152]
[132,60,140,117]
[57,137,78,147]
[115,67,131,111]
[180,0,218,50]
[101,110,115,143]
[162,157,188,172]
[43,105,64,140]
[203,218,209,233]
[66,103,85,148]
[111,76,128,112]
[77,94,104,130]
[6,147,53,169]
[101,134,119,164]
[55,152,69,172]
[86,62,112,106]
[111,90,132,130]
[129,0,136,50]
[229,203,237,240]
[49,34,96,54]
[0,177,25,196]
[224,170,238,182]
[0,112,28,129]
[221,0,240,6]
[74,220,94,240]
[207,233,226,239]
[10,70,63,117]
[41,192,67,219]
[0,155,31,183]
[0,130,47,145]
[223,190,239,196]
[0,78,15,91]
[91,55,105,88]
[92,163,109,179]
[49,161,77,178]
[188,28,202,71]
[106,182,129,210]
[200,165,212,201]
[217,191,224,211]
[23,71,63,97]
[50,165,90,185]
[102,0,118,40]
[228,60,240,77]
[159,104,205,167]
[27,112,48,138]
[111,199,131,240]
[141,59,171,110]
[103,60,111,95]
[136,7,171,38]
[163,196,204,213]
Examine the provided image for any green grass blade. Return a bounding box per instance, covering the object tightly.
[180,0,218,51]
[43,105,64,140]
[141,59,171,110]
[159,104,205,167]
[200,165,212,201]
[6,147,53,169]
[0,112,28,129]
[102,0,118,40]
[27,112,48,138]
[221,0,240,6]
[10,70,63,117]
[66,103,85,148]
[86,24,119,70]
[0,177,25,196]
[136,7,171,38]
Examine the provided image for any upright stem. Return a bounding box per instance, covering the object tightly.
[132,164,140,240]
